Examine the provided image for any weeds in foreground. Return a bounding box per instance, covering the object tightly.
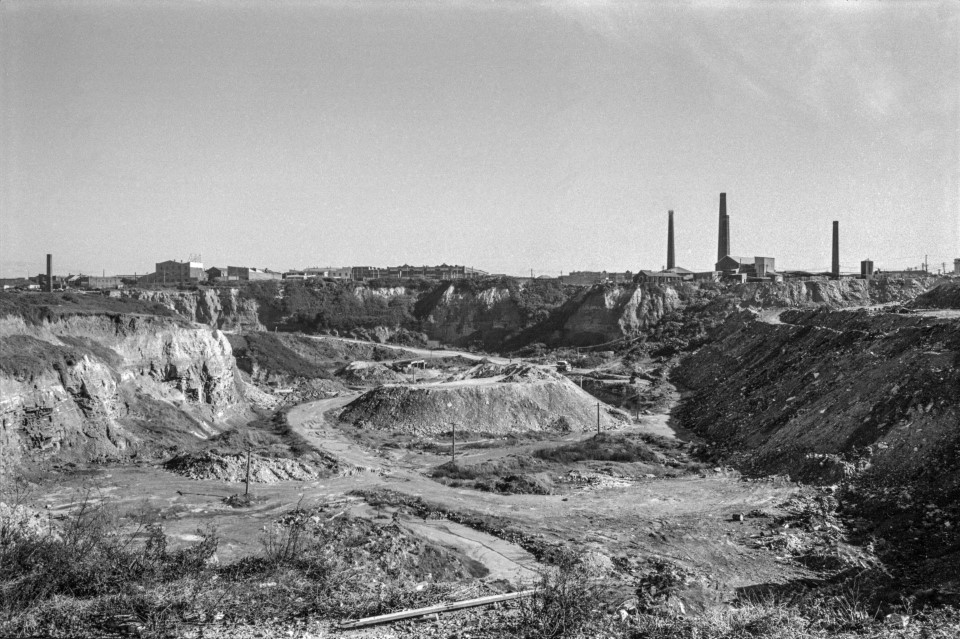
[0,493,459,638]
[512,551,608,639]
[621,603,960,639]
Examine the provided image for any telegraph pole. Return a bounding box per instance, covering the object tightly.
[451,423,456,466]
[244,449,251,497]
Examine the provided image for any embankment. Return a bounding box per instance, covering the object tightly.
[118,277,937,352]
[0,307,250,468]
[121,288,264,332]
[673,307,960,481]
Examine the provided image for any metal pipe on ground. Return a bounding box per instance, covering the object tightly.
[338,590,535,630]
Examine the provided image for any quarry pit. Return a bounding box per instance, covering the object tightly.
[3,278,960,638]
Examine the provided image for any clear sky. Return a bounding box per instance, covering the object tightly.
[1,0,957,278]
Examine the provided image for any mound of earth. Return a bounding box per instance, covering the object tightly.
[910,281,960,309]
[163,451,335,482]
[452,361,560,382]
[336,361,406,385]
[339,374,629,436]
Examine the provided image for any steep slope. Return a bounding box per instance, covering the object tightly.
[540,283,684,346]
[121,288,264,331]
[0,304,249,468]
[732,277,932,308]
[672,307,960,585]
[673,308,960,479]
[416,278,935,350]
[416,278,570,347]
[910,280,960,309]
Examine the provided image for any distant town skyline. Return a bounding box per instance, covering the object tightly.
[2,1,957,279]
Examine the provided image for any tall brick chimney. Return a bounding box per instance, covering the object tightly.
[717,193,729,262]
[46,254,53,292]
[667,210,675,270]
[832,221,840,279]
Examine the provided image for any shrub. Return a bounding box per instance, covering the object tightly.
[534,433,657,464]
[0,490,218,635]
[514,550,607,638]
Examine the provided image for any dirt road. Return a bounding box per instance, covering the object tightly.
[304,334,516,365]
[280,392,811,594]
[28,344,813,599]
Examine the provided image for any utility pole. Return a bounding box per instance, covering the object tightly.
[597,403,600,435]
[451,423,456,466]
[244,449,251,497]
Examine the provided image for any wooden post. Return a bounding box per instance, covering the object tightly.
[597,402,600,435]
[244,450,251,497]
[451,422,456,466]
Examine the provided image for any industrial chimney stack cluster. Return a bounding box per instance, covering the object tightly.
[662,194,847,279]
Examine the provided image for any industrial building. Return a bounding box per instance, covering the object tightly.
[79,276,123,290]
[662,267,694,281]
[226,266,282,281]
[635,270,684,284]
[710,194,779,281]
[714,255,777,279]
[305,267,352,279]
[155,260,206,285]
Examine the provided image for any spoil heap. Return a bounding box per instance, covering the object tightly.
[909,281,960,309]
[673,306,960,588]
[340,364,628,436]
[337,361,406,385]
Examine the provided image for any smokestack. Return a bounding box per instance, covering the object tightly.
[717,193,729,262]
[832,221,840,279]
[46,254,53,292]
[667,210,675,270]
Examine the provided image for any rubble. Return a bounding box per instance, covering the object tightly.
[163,450,336,482]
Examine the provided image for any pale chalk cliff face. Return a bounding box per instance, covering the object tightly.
[416,279,934,349]
[121,288,264,332]
[0,313,248,468]
[733,278,932,308]
[419,284,524,346]
[556,284,682,345]
[415,282,683,347]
